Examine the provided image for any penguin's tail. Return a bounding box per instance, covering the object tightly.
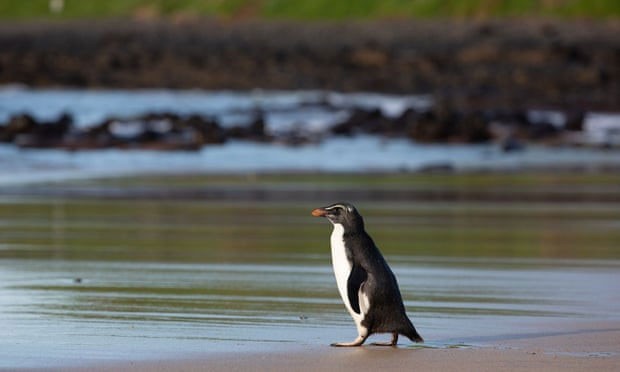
[405,327,424,343]
[401,319,423,343]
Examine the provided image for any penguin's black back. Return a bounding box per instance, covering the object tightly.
[344,228,423,342]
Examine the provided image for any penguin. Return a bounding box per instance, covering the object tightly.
[311,202,423,347]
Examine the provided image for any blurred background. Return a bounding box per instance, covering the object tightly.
[1,1,619,368]
[1,0,620,180]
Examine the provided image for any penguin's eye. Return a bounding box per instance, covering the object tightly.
[325,204,349,216]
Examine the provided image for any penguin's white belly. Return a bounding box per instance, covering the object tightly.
[330,224,365,324]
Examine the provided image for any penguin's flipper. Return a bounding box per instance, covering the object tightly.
[347,264,368,314]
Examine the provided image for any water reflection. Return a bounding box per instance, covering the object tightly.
[0,196,619,368]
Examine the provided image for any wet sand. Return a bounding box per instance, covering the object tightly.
[67,321,619,372]
[3,176,619,371]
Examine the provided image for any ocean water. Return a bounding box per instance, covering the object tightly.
[1,88,619,368]
[1,87,620,185]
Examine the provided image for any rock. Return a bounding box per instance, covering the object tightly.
[565,110,585,131]
[349,47,388,68]
[408,103,457,142]
[60,112,226,150]
[331,108,395,136]
[0,114,38,142]
[227,112,271,142]
[392,108,418,134]
[458,111,491,143]
[184,115,226,145]
[14,113,73,148]
[407,103,492,143]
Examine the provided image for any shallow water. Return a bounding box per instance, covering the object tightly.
[1,195,619,368]
[0,87,431,129]
[1,87,620,185]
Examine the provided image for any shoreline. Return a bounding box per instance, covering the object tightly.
[2,138,620,189]
[61,320,620,372]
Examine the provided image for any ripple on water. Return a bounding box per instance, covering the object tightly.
[1,197,619,368]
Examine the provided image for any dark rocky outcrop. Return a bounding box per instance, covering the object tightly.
[0,114,38,142]
[0,100,601,150]
[1,113,72,148]
[227,113,271,142]
[0,19,618,111]
[330,103,492,143]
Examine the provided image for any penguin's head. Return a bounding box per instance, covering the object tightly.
[311,202,364,230]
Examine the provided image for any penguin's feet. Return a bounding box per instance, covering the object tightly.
[330,341,363,347]
[330,335,367,347]
[370,333,398,347]
[370,341,397,347]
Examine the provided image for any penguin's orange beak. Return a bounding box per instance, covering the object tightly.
[311,208,327,217]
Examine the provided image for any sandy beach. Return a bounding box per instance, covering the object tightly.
[60,320,619,372]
